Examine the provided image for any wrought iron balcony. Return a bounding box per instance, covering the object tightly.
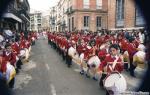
[6,3,19,15]
[65,6,75,15]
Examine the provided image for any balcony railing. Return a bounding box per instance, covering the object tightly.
[65,6,75,15]
[7,3,18,15]
[83,5,89,9]
[6,2,30,21]
[96,6,102,9]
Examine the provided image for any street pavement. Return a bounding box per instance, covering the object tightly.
[13,37,106,95]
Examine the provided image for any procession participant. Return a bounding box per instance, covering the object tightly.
[67,40,76,68]
[32,32,37,40]
[117,34,129,70]
[132,43,146,75]
[77,39,88,75]
[0,47,7,76]
[83,34,90,44]
[50,32,55,48]
[47,32,51,45]
[25,37,31,59]
[71,33,79,44]
[19,38,30,62]
[76,38,87,56]
[85,39,98,80]
[133,34,140,48]
[11,39,22,72]
[58,35,63,55]
[95,35,103,51]
[19,37,26,49]
[30,32,36,45]
[20,31,24,41]
[49,32,53,46]
[54,34,59,52]
[65,34,71,63]
[127,38,138,77]
[6,61,16,88]
[98,41,110,61]
[2,44,16,88]
[61,36,68,61]
[55,34,59,52]
[98,44,124,88]
[0,56,11,95]
[3,43,17,67]
[53,33,57,50]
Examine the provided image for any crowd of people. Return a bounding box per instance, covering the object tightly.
[0,27,37,94]
[0,27,146,94]
[47,29,147,94]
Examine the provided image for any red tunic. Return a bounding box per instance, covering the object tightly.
[11,42,20,55]
[119,38,128,52]
[26,40,31,49]
[126,43,137,58]
[98,49,108,60]
[3,51,16,66]
[97,36,103,46]
[20,39,26,49]
[76,44,87,55]
[99,55,123,73]
[84,46,95,60]
[0,56,7,73]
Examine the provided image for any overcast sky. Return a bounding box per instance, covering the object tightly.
[29,0,59,13]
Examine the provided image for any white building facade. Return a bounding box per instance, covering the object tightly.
[30,11,42,32]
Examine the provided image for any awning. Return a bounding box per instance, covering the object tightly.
[21,14,30,23]
[2,13,22,23]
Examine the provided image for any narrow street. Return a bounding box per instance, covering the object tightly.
[13,38,105,95]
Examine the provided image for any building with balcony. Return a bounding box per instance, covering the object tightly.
[19,0,30,31]
[66,0,108,32]
[30,11,42,32]
[49,7,57,32]
[0,0,30,31]
[108,0,145,30]
[50,0,108,32]
[55,0,68,32]
[42,14,50,31]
